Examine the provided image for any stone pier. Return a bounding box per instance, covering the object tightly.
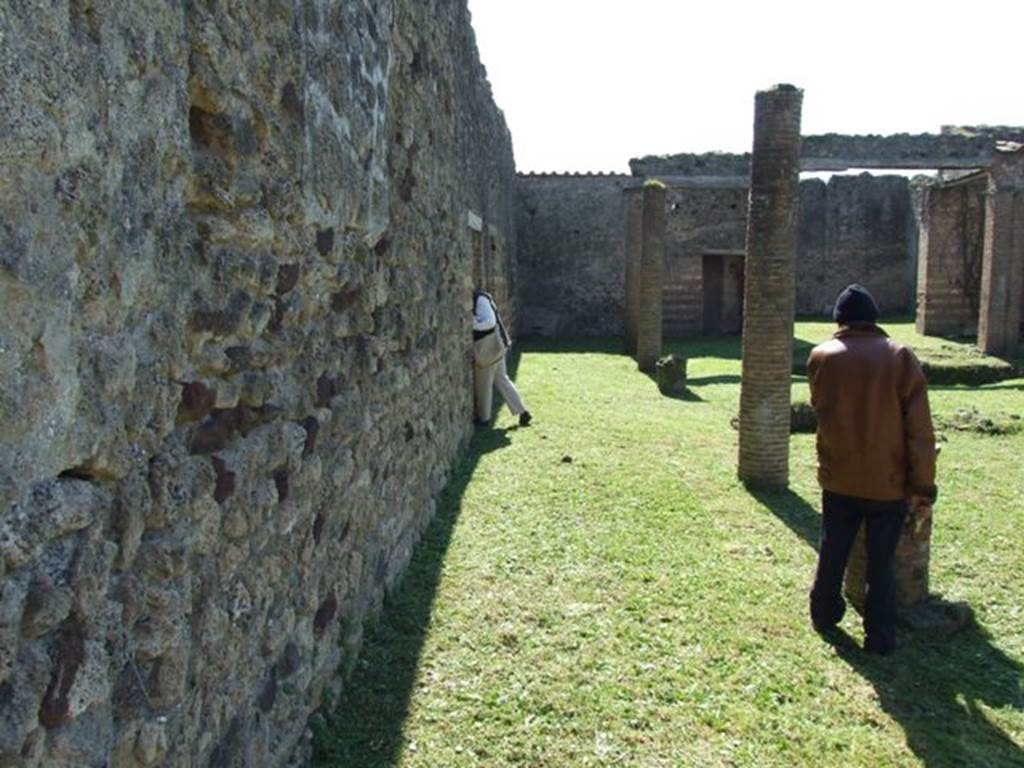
[738,84,803,488]
[636,182,666,373]
[977,144,1024,356]
[914,174,987,338]
[844,516,930,611]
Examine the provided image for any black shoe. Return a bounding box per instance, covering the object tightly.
[519,411,532,427]
[474,418,491,428]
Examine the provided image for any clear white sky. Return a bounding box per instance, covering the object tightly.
[466,0,1022,173]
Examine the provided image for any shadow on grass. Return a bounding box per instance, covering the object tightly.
[637,370,706,402]
[747,486,821,552]
[754,485,1024,767]
[517,335,623,355]
[310,426,512,767]
[823,626,1024,768]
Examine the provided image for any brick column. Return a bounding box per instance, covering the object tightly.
[624,186,644,355]
[738,85,803,488]
[636,182,665,373]
[978,145,1024,356]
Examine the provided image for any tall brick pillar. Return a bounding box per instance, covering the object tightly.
[624,186,644,355]
[978,145,1024,356]
[738,84,802,488]
[636,181,665,373]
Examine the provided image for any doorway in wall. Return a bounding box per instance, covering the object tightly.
[702,251,745,334]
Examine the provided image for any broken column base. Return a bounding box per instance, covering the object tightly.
[843,517,973,635]
[655,354,687,395]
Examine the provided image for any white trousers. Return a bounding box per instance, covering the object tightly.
[474,355,526,421]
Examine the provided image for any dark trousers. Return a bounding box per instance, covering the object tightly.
[810,490,908,651]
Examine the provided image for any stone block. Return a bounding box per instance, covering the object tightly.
[0,479,107,571]
[655,355,687,395]
[0,571,30,683]
[0,644,51,759]
[20,573,74,641]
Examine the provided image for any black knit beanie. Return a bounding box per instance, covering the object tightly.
[833,283,879,324]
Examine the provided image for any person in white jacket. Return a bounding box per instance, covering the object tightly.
[472,289,532,427]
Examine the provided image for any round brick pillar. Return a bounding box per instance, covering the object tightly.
[738,84,803,488]
[636,182,666,373]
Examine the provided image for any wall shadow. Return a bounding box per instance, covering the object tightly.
[517,335,624,355]
[823,626,1024,768]
[310,426,512,767]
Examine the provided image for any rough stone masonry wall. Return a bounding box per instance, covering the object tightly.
[0,2,516,767]
[797,174,917,317]
[516,174,630,336]
[662,184,749,337]
[519,173,916,337]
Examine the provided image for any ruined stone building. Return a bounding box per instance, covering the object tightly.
[0,3,1021,768]
[520,129,1024,356]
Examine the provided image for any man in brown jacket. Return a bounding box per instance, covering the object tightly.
[807,284,937,655]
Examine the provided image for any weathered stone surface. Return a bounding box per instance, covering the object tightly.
[0,1,516,765]
[516,175,631,336]
[21,572,74,641]
[655,355,687,395]
[0,480,108,571]
[0,570,29,685]
[0,644,51,760]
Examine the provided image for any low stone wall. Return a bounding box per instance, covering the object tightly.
[0,2,515,766]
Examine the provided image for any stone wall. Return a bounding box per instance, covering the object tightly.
[663,184,749,337]
[633,129,1024,175]
[914,174,987,337]
[518,174,917,337]
[0,2,515,766]
[516,174,630,336]
[798,175,917,317]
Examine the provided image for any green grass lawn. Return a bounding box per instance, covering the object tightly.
[311,320,1024,768]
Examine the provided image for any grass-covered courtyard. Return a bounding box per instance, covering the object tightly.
[312,320,1023,767]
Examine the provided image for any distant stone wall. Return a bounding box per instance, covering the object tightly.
[516,174,630,336]
[633,128,1024,175]
[798,175,917,317]
[518,174,916,336]
[0,2,515,766]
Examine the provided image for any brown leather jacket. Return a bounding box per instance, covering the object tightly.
[807,325,937,502]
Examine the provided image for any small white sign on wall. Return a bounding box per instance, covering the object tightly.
[466,210,483,232]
